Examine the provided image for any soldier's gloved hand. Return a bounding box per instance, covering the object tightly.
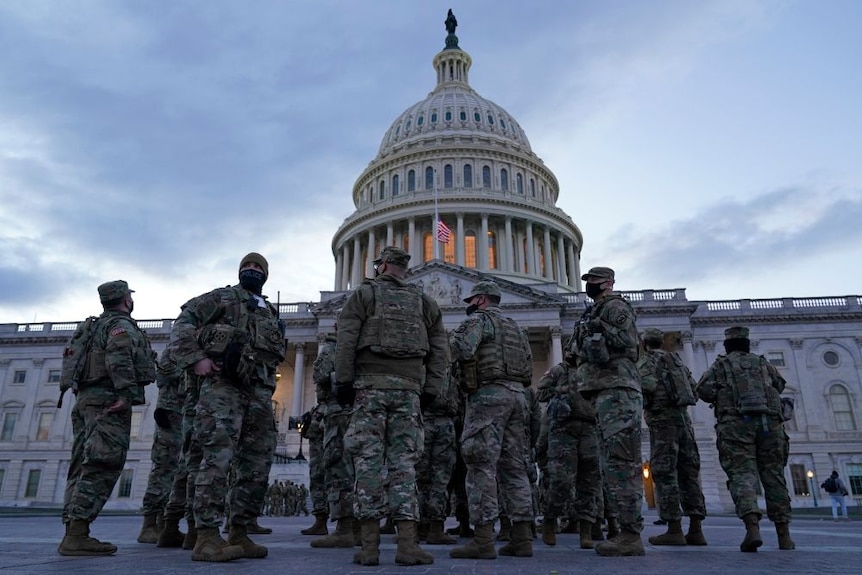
[154,407,172,429]
[419,392,437,411]
[335,381,356,407]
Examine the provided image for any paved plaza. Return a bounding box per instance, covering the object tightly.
[0,511,859,574]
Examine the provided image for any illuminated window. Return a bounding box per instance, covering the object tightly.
[423,232,433,262]
[488,231,497,270]
[538,242,545,275]
[35,412,52,441]
[444,233,455,264]
[465,231,477,268]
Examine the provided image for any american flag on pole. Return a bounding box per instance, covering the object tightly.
[436,220,452,243]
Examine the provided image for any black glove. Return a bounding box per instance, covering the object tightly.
[335,381,356,407]
[420,392,437,411]
[153,407,172,430]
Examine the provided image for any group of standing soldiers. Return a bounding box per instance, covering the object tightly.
[262,480,309,517]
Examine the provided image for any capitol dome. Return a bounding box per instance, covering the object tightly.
[331,15,583,294]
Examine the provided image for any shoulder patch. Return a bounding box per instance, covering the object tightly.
[110,327,128,337]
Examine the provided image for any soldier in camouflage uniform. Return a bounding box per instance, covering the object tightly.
[416,364,460,545]
[59,280,156,556]
[137,347,185,545]
[300,404,328,534]
[637,327,707,546]
[538,361,601,549]
[336,246,447,566]
[697,326,795,552]
[569,266,644,556]
[171,253,284,562]
[449,280,535,560]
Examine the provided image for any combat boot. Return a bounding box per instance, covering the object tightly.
[301,513,328,536]
[595,530,645,556]
[191,527,243,562]
[182,519,198,550]
[579,519,595,549]
[247,518,272,534]
[496,516,511,541]
[591,519,605,541]
[426,520,457,544]
[310,516,354,548]
[775,522,795,550]
[499,521,533,557]
[450,522,496,559]
[605,517,620,539]
[740,513,762,552]
[353,519,380,566]
[542,517,557,546]
[686,516,707,546]
[394,521,434,565]
[58,519,118,556]
[157,517,185,548]
[137,512,161,544]
[228,524,268,558]
[648,519,687,546]
[380,516,396,534]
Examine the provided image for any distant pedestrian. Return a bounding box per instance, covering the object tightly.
[821,471,851,521]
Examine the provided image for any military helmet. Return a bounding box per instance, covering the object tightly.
[463,280,501,303]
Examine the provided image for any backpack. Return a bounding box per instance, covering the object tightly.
[823,476,838,493]
[657,351,698,406]
[57,316,100,408]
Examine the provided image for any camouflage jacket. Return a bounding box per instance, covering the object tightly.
[637,349,691,427]
[85,310,156,405]
[155,350,185,413]
[313,334,337,404]
[697,351,786,422]
[335,273,447,394]
[537,362,597,423]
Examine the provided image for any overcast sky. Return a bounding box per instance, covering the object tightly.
[1,0,860,324]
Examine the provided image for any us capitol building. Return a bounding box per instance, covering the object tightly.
[1,16,860,514]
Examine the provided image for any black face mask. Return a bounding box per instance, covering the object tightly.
[239,269,266,295]
[585,282,604,299]
[466,303,479,316]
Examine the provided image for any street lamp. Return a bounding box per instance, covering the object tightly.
[807,470,818,507]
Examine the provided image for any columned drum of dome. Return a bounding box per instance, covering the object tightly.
[332,13,583,293]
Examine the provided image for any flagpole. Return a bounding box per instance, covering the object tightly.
[433,169,439,260]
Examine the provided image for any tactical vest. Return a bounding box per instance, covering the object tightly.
[73,314,156,390]
[576,295,639,363]
[716,352,780,416]
[475,312,532,385]
[652,350,697,407]
[356,280,429,358]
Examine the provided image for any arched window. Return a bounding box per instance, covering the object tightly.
[830,384,857,430]
[482,166,491,188]
[530,178,536,197]
[431,112,438,123]
[488,231,497,270]
[501,169,509,191]
[425,167,434,190]
[417,115,425,126]
[444,164,453,188]
[463,164,473,188]
[465,231,477,268]
[378,181,385,200]
[445,110,452,122]
[459,110,467,121]
[474,111,481,122]
[444,232,455,264]
[423,232,433,262]
[407,169,416,192]
[392,174,400,196]
[516,173,524,194]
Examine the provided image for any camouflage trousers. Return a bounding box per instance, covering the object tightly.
[323,402,355,520]
[715,417,792,523]
[344,389,422,522]
[461,382,534,525]
[306,416,327,515]
[141,409,183,515]
[164,383,201,522]
[593,388,644,534]
[193,378,276,529]
[63,386,132,523]
[544,418,601,522]
[536,410,550,512]
[416,414,456,521]
[649,422,707,522]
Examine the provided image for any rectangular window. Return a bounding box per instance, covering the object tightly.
[35,412,53,441]
[24,469,41,498]
[118,469,134,498]
[847,463,862,496]
[766,351,785,367]
[12,370,26,384]
[1,413,18,441]
[789,464,809,496]
[47,369,61,384]
[131,411,143,439]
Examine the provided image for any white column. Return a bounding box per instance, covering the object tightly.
[480,213,489,270]
[556,233,566,285]
[504,216,514,272]
[334,249,343,291]
[516,227,525,273]
[290,343,306,417]
[567,240,577,289]
[386,222,394,246]
[351,238,362,288]
[456,212,465,266]
[525,223,535,276]
[550,326,563,366]
[408,217,417,263]
[543,225,553,280]
[341,244,351,290]
[366,229,376,277]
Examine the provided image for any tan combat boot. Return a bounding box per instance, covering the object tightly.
[595,530,645,556]
[58,519,118,556]
[191,527,244,562]
[496,516,511,541]
[395,521,434,565]
[353,519,380,566]
[775,522,795,550]
[542,517,557,546]
[450,522,496,559]
[498,521,533,557]
[579,519,595,549]
[426,519,457,545]
[686,515,707,546]
[228,524,268,558]
[182,518,198,550]
[301,513,329,536]
[157,517,185,548]
[740,513,762,552]
[310,516,354,548]
[136,512,161,544]
[648,519,687,546]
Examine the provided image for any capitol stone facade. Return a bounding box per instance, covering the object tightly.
[1,17,860,515]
